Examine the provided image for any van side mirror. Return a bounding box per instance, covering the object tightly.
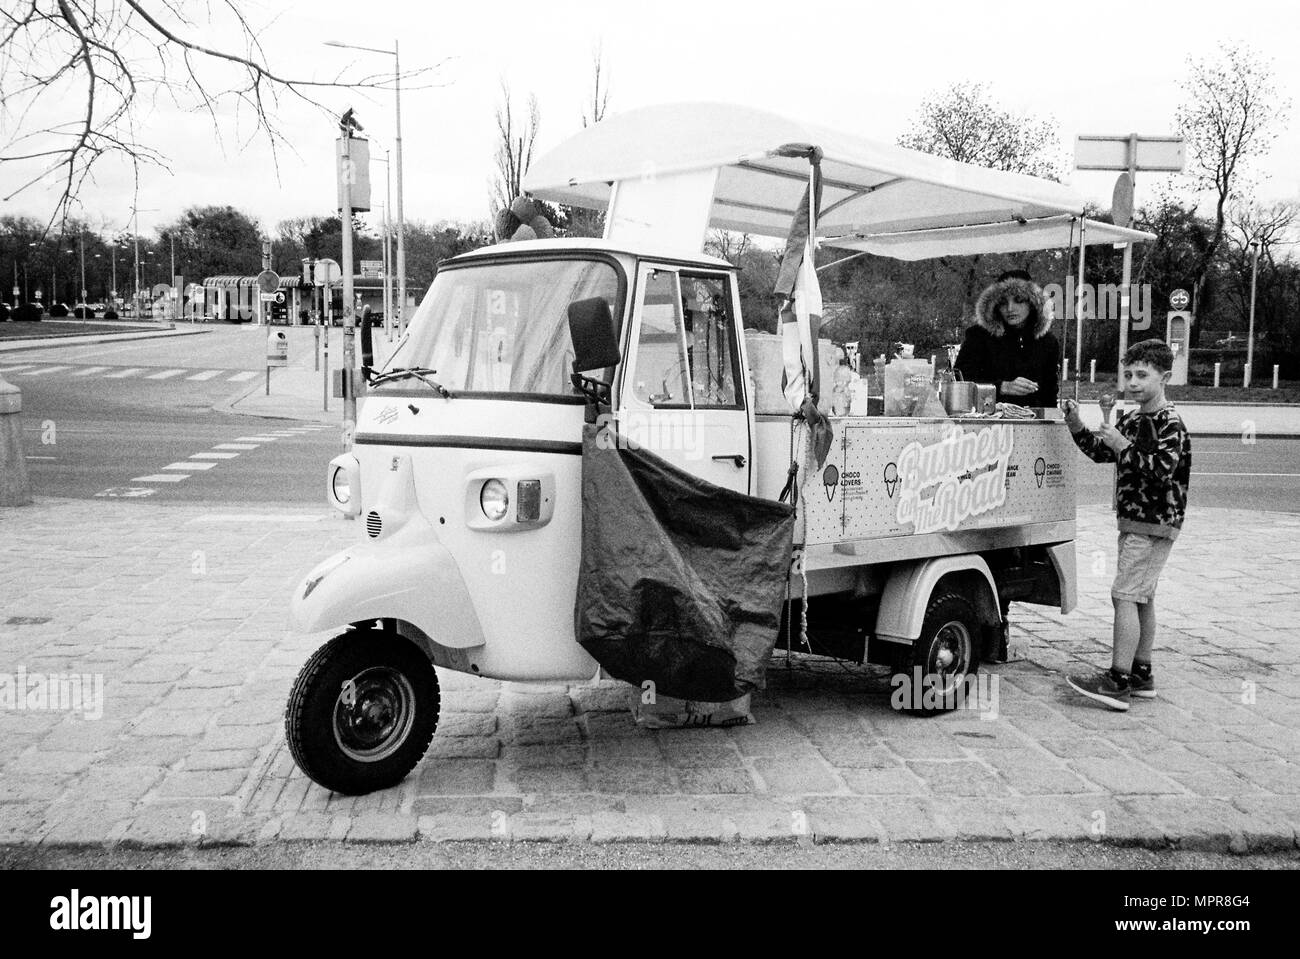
[567,297,621,377]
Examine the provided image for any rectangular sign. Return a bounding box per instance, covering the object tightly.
[336,137,372,212]
[360,260,384,278]
[1074,136,1185,172]
[799,419,1075,546]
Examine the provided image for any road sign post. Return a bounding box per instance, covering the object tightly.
[1075,133,1186,376]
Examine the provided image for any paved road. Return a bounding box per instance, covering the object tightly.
[1073,436,1300,513]
[6,328,344,502]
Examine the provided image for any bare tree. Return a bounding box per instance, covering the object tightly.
[1175,41,1291,335]
[0,1,439,229]
[898,81,1063,179]
[562,47,612,238]
[581,43,610,130]
[490,82,541,216]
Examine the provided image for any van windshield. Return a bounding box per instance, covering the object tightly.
[381,257,622,396]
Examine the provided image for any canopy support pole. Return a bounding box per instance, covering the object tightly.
[1073,220,1088,402]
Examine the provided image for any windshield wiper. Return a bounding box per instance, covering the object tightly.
[369,367,453,398]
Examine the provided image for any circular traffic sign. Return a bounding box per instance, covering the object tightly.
[257,269,280,295]
[1170,288,1190,310]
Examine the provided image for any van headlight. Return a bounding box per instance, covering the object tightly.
[327,453,362,517]
[331,467,351,505]
[479,479,509,521]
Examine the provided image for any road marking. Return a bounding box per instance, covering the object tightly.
[104,367,145,378]
[1191,472,1300,477]
[95,487,156,498]
[187,514,327,523]
[227,371,257,382]
[132,474,188,483]
[235,436,279,442]
[21,365,72,375]
[212,443,257,450]
[70,366,110,376]
[146,369,187,380]
[191,452,239,460]
[187,370,223,381]
[0,365,35,374]
[162,461,218,471]
[25,455,56,460]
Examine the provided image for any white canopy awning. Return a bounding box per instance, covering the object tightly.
[523,103,1087,240]
[823,215,1156,260]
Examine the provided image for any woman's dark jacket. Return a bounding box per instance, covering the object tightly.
[953,276,1060,408]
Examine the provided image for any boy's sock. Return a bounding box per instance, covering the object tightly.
[1129,660,1156,698]
[1107,666,1130,688]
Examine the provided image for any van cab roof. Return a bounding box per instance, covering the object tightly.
[452,236,735,270]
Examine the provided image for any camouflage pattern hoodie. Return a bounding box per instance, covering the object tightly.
[1070,404,1191,539]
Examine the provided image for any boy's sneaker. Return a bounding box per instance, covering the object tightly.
[1128,672,1157,699]
[1066,669,1131,711]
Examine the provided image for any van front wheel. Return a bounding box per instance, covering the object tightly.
[285,628,440,795]
[895,592,979,716]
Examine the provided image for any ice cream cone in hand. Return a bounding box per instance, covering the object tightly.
[1099,392,1116,424]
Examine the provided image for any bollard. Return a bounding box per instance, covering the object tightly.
[1274,365,1280,390]
[1089,358,1096,383]
[1214,362,1221,388]
[0,376,33,507]
[1243,362,1251,389]
[1062,358,1070,382]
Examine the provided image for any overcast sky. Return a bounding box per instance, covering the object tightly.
[7,0,1299,237]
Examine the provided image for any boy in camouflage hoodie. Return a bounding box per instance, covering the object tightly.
[1061,339,1191,711]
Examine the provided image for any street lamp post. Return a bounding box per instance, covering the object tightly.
[1246,241,1259,388]
[324,38,406,336]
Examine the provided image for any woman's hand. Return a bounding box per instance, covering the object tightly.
[1001,377,1038,397]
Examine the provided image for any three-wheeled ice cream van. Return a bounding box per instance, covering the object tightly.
[285,104,1156,794]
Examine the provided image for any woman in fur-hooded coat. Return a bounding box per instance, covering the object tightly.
[953,273,1060,407]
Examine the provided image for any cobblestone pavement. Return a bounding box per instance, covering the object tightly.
[2,501,1298,851]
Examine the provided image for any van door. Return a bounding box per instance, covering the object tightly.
[618,263,752,494]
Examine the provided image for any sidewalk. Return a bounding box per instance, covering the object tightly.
[0,321,207,352]
[1,498,1297,850]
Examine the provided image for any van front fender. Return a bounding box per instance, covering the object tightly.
[290,531,486,650]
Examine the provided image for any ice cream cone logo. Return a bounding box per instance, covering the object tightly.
[1033,457,1047,489]
[822,465,840,502]
[883,462,899,498]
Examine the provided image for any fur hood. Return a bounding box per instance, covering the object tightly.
[972,277,1054,339]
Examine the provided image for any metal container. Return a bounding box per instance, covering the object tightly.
[940,380,979,415]
[976,383,997,414]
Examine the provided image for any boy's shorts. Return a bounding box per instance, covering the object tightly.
[1112,532,1175,602]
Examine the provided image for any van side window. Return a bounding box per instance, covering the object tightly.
[682,275,740,408]
[632,270,691,407]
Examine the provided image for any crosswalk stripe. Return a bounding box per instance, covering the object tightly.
[187,370,222,381]
[146,369,187,380]
[132,474,188,483]
[191,452,239,460]
[23,366,71,375]
[212,443,257,450]
[235,436,279,442]
[70,366,110,376]
[162,461,217,471]
[227,371,257,382]
[105,367,145,378]
[0,365,35,374]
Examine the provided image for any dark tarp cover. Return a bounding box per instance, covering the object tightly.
[576,423,796,702]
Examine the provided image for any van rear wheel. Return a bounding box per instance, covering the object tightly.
[894,592,979,716]
[285,627,440,795]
